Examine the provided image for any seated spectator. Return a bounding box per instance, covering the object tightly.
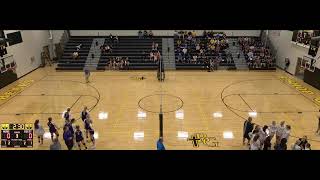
[138,30,143,39]
[72,51,79,60]
[150,52,154,61]
[105,45,112,53]
[109,33,114,43]
[149,30,154,39]
[304,143,311,150]
[292,139,302,150]
[114,36,119,45]
[177,39,182,47]
[298,136,308,149]
[192,55,197,64]
[191,30,196,38]
[143,30,148,38]
[263,136,272,150]
[182,47,188,55]
[275,138,287,150]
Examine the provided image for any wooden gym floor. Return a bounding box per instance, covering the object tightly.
[0,66,319,150]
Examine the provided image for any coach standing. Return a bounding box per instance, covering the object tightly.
[243,117,254,145]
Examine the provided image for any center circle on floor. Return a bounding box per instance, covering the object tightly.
[138,94,184,113]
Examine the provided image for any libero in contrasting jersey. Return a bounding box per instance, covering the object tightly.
[1,123,33,148]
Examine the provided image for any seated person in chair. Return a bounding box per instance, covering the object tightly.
[72,51,79,60]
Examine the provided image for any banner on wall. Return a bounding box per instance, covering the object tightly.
[0,55,18,89]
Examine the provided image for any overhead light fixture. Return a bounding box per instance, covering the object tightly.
[43,132,55,139]
[213,112,223,118]
[248,111,257,118]
[93,132,99,139]
[134,131,144,140]
[137,111,147,119]
[223,131,234,139]
[177,131,188,139]
[175,110,184,120]
[98,112,108,120]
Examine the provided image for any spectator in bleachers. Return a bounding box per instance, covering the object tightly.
[149,52,154,61]
[149,30,154,39]
[114,36,119,45]
[143,30,148,38]
[105,45,112,53]
[138,30,143,39]
[109,33,114,44]
[72,51,79,60]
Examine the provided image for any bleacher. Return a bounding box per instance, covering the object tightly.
[97,36,162,70]
[173,37,236,70]
[56,37,93,70]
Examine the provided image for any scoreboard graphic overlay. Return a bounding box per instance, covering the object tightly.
[1,123,33,148]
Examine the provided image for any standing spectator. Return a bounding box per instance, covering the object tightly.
[276,121,285,145]
[243,117,254,145]
[63,126,74,150]
[281,125,291,141]
[284,58,290,72]
[34,119,45,145]
[250,134,260,150]
[84,66,90,83]
[263,136,272,150]
[157,137,165,150]
[269,121,277,140]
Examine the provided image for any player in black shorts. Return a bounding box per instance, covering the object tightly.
[84,118,95,146]
[81,106,89,122]
[47,117,59,141]
[75,125,87,150]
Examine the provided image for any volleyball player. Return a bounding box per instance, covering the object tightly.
[63,126,74,150]
[268,121,277,140]
[81,106,90,122]
[47,117,59,141]
[275,121,285,145]
[34,119,45,144]
[63,108,71,123]
[84,118,95,147]
[75,125,88,150]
